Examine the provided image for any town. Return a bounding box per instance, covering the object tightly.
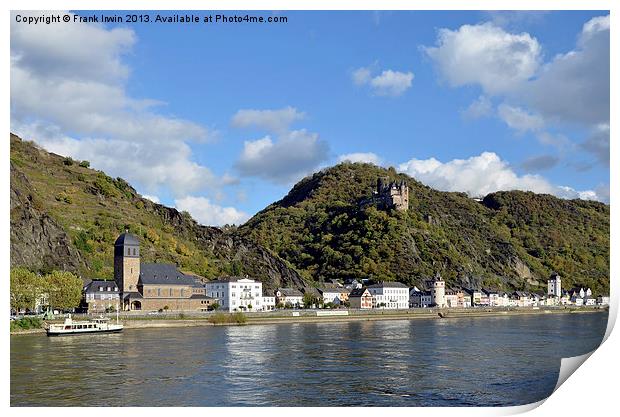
[72,232,608,315]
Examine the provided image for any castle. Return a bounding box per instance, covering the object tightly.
[361,177,409,211]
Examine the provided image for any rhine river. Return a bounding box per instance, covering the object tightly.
[11,311,607,407]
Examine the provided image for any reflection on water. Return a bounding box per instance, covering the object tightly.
[11,312,607,407]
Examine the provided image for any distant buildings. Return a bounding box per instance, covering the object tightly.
[82,280,119,313]
[367,281,409,309]
[205,277,264,312]
[548,272,562,298]
[275,288,304,308]
[348,288,373,309]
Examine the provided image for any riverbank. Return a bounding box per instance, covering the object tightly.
[10,306,606,335]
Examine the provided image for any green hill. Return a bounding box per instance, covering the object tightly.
[10,133,609,296]
[238,162,610,295]
[9,133,305,291]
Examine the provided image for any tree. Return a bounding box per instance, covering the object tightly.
[303,293,318,309]
[247,304,253,310]
[209,302,220,311]
[45,271,83,311]
[10,268,46,313]
[79,160,90,168]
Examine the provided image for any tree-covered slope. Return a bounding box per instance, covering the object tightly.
[10,134,305,291]
[239,162,610,295]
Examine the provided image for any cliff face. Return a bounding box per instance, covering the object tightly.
[10,163,83,273]
[9,133,306,291]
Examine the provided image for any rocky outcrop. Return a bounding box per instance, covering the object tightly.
[10,163,83,273]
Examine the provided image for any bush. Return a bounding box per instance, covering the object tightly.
[208,312,247,325]
[79,160,90,168]
[10,316,43,332]
[62,157,74,166]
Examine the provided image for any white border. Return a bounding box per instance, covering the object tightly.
[2,1,616,416]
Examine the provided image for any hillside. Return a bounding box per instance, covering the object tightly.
[9,134,305,292]
[239,163,610,295]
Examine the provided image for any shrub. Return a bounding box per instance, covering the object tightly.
[79,160,90,168]
[62,157,74,166]
[10,316,43,332]
[208,312,247,325]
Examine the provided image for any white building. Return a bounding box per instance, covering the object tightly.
[426,273,446,308]
[597,295,609,306]
[368,282,409,309]
[318,288,344,305]
[547,272,562,297]
[205,277,264,312]
[262,295,276,311]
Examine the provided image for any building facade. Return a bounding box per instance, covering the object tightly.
[113,232,214,312]
[367,282,409,309]
[205,277,264,312]
[82,280,120,313]
[547,272,562,298]
[349,288,373,309]
[275,288,304,307]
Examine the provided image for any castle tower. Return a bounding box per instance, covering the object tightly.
[547,272,561,297]
[114,232,141,295]
[432,272,446,308]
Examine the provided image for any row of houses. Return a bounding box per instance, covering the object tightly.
[81,274,610,313]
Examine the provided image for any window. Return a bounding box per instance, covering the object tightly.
[169,288,173,296]
[181,289,184,297]
[157,288,161,297]
[127,248,130,255]
[133,248,137,256]
[99,286,103,291]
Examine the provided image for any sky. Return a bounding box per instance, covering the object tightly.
[10,10,610,226]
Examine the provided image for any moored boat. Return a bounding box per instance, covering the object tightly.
[46,314,123,336]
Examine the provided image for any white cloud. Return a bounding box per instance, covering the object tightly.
[423,22,541,95]
[142,194,160,204]
[352,67,372,85]
[397,151,603,201]
[235,130,329,184]
[338,152,382,165]
[175,196,250,227]
[522,15,610,126]
[462,95,493,119]
[231,107,305,134]
[352,66,414,97]
[497,104,544,132]
[10,11,220,198]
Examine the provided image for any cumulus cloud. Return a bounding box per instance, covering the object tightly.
[231,107,305,134]
[175,196,250,227]
[235,130,329,184]
[338,152,382,165]
[352,66,414,97]
[397,152,603,201]
[423,22,541,95]
[10,11,219,198]
[497,104,544,132]
[522,15,610,126]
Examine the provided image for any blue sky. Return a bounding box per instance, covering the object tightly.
[10,10,610,225]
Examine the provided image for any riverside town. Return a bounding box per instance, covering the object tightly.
[10,231,609,326]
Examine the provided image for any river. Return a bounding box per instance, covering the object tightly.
[11,311,607,406]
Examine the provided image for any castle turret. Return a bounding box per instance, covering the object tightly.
[114,232,140,296]
[432,272,446,308]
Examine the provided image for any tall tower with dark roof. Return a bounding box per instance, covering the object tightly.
[114,232,141,295]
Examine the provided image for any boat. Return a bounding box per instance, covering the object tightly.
[46,314,123,336]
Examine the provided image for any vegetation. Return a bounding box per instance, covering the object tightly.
[10,268,83,313]
[208,312,247,325]
[10,316,43,332]
[239,162,610,295]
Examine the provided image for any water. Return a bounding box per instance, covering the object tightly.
[11,312,607,407]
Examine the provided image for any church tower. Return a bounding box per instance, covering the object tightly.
[114,232,141,295]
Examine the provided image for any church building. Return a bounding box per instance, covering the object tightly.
[114,232,214,311]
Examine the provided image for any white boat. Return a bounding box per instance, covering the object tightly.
[46,314,123,336]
